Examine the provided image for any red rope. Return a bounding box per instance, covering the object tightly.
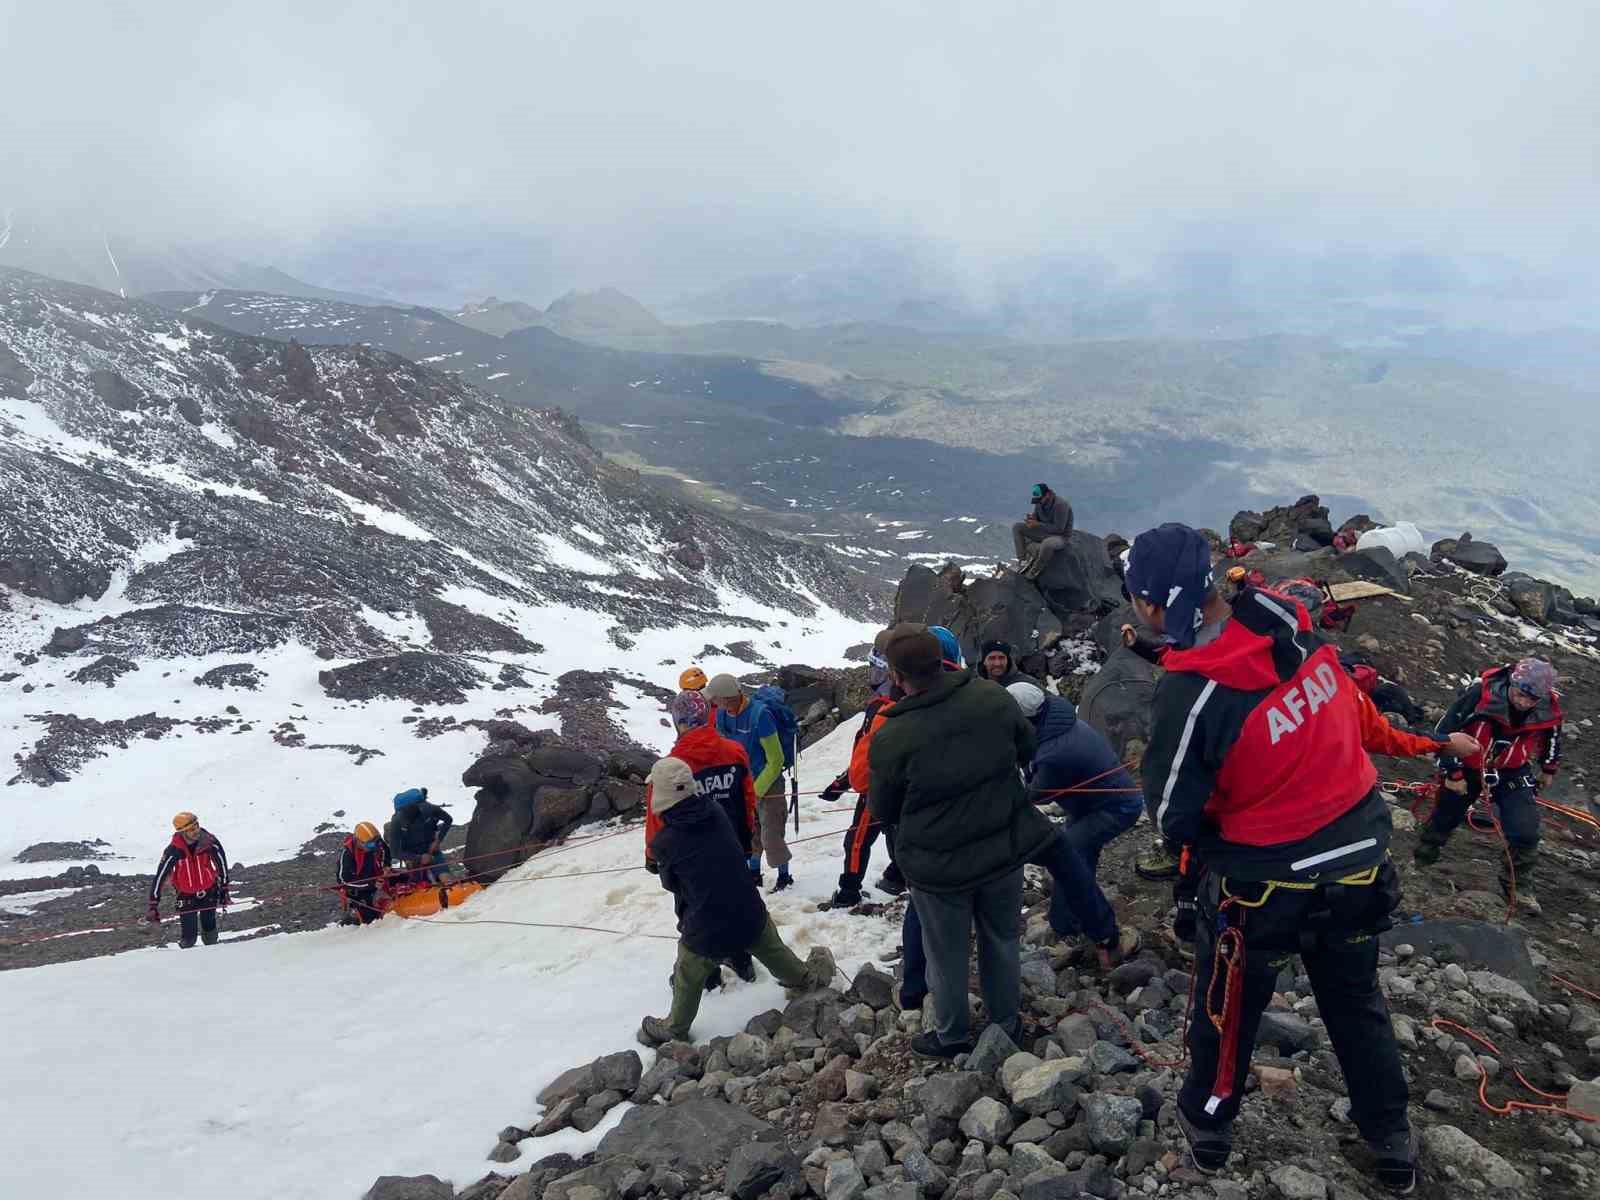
[1429,1019,1597,1122]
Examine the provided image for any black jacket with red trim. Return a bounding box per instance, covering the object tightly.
[1141,586,1391,882]
[150,831,229,901]
[645,725,758,864]
[337,836,391,890]
[1435,667,1563,781]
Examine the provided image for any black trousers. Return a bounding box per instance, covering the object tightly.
[1181,864,1408,1144]
[1421,769,1541,892]
[837,797,884,890]
[343,886,384,924]
[176,890,220,946]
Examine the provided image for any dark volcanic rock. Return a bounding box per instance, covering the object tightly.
[1431,533,1507,577]
[68,655,139,688]
[595,1097,782,1173]
[10,712,187,786]
[194,662,265,690]
[1033,530,1126,613]
[1336,546,1410,594]
[319,652,488,705]
[14,838,114,863]
[1078,646,1158,762]
[417,595,541,654]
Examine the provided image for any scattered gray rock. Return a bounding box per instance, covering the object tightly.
[1258,1013,1319,1055]
[595,1098,781,1173]
[827,1159,869,1200]
[725,1141,802,1200]
[1008,1059,1085,1116]
[919,1071,986,1122]
[1419,1125,1524,1191]
[1082,1094,1142,1155]
[1270,1165,1327,1200]
[959,1096,1015,1145]
[849,961,897,1009]
[362,1177,454,1200]
[968,1023,1021,1076]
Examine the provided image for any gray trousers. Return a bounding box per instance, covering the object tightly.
[911,868,1023,1046]
[1012,523,1068,577]
[753,778,792,868]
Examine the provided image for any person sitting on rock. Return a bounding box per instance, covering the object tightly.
[638,756,828,1046]
[645,689,758,872]
[1011,483,1073,580]
[704,673,793,891]
[1007,681,1142,927]
[1416,657,1564,916]
[385,787,452,883]
[1128,522,1418,1192]
[337,821,392,925]
[147,812,229,948]
[975,639,1034,688]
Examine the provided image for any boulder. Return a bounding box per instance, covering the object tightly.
[1033,530,1125,614]
[724,1141,803,1200]
[1432,535,1507,577]
[1467,970,1539,1015]
[1257,1013,1319,1055]
[1077,648,1158,763]
[918,1071,985,1122]
[596,1098,781,1173]
[1502,574,1556,625]
[1419,1125,1524,1191]
[894,564,972,640]
[1378,920,1534,988]
[958,1096,1015,1145]
[362,1178,454,1200]
[848,961,896,1010]
[1008,1059,1085,1115]
[1336,547,1410,595]
[1269,1165,1327,1200]
[967,1022,1021,1076]
[963,572,1048,664]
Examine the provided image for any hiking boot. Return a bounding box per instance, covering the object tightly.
[771,871,795,893]
[1368,1130,1417,1194]
[910,1031,973,1060]
[729,953,757,983]
[1096,927,1142,971]
[637,1016,679,1047]
[1175,1106,1233,1174]
[875,870,907,897]
[1412,841,1441,866]
[1515,892,1543,917]
[1135,844,1181,881]
[178,936,196,949]
[828,886,864,909]
[201,930,219,946]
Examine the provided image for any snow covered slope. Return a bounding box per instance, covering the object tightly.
[0,266,883,868]
[0,721,898,1200]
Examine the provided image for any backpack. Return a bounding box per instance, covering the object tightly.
[750,685,799,770]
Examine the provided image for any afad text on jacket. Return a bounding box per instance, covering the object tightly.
[1142,586,1390,882]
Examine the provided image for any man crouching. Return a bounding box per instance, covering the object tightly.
[638,756,829,1046]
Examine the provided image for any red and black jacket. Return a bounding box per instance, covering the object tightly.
[150,831,228,901]
[337,836,391,891]
[1142,586,1392,882]
[645,724,758,865]
[1435,667,1563,781]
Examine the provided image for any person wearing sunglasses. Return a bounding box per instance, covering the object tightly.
[1417,657,1565,915]
[337,821,393,925]
[147,812,230,948]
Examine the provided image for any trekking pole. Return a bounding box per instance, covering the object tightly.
[790,749,801,837]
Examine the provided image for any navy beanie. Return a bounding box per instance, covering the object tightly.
[1124,523,1216,649]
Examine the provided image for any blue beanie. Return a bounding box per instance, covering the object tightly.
[1124,524,1216,650]
[928,625,964,667]
[393,787,426,810]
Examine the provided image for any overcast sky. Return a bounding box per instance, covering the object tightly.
[4,1,1597,290]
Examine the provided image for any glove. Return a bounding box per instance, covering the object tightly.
[1173,900,1198,943]
[645,858,659,876]
[1442,773,1468,796]
[819,777,848,803]
[146,900,160,925]
[216,885,231,907]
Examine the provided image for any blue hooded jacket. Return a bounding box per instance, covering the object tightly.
[1025,697,1141,820]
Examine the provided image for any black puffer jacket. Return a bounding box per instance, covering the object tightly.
[385,799,452,858]
[653,793,768,958]
[868,671,1055,893]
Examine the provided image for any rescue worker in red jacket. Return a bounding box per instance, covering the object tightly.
[337,821,392,925]
[1129,524,1417,1193]
[1416,657,1564,915]
[645,689,758,874]
[147,811,229,948]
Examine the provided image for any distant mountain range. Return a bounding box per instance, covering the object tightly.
[453,288,666,340]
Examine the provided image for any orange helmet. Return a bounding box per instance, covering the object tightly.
[678,667,707,691]
[172,811,199,832]
[353,821,381,844]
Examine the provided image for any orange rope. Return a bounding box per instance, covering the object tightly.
[1429,1019,1597,1122]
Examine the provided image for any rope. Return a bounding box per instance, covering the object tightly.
[1551,975,1600,1004]
[1429,1018,1598,1122]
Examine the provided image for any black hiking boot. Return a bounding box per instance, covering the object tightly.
[201,930,219,946]
[637,1016,677,1047]
[1176,1107,1233,1174]
[875,870,907,897]
[910,1031,973,1060]
[729,954,757,984]
[772,870,794,893]
[827,886,864,909]
[1368,1130,1417,1194]
[178,937,196,949]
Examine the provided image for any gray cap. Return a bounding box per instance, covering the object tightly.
[702,673,742,701]
[648,757,697,815]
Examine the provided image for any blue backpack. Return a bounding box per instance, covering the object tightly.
[751,685,799,770]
